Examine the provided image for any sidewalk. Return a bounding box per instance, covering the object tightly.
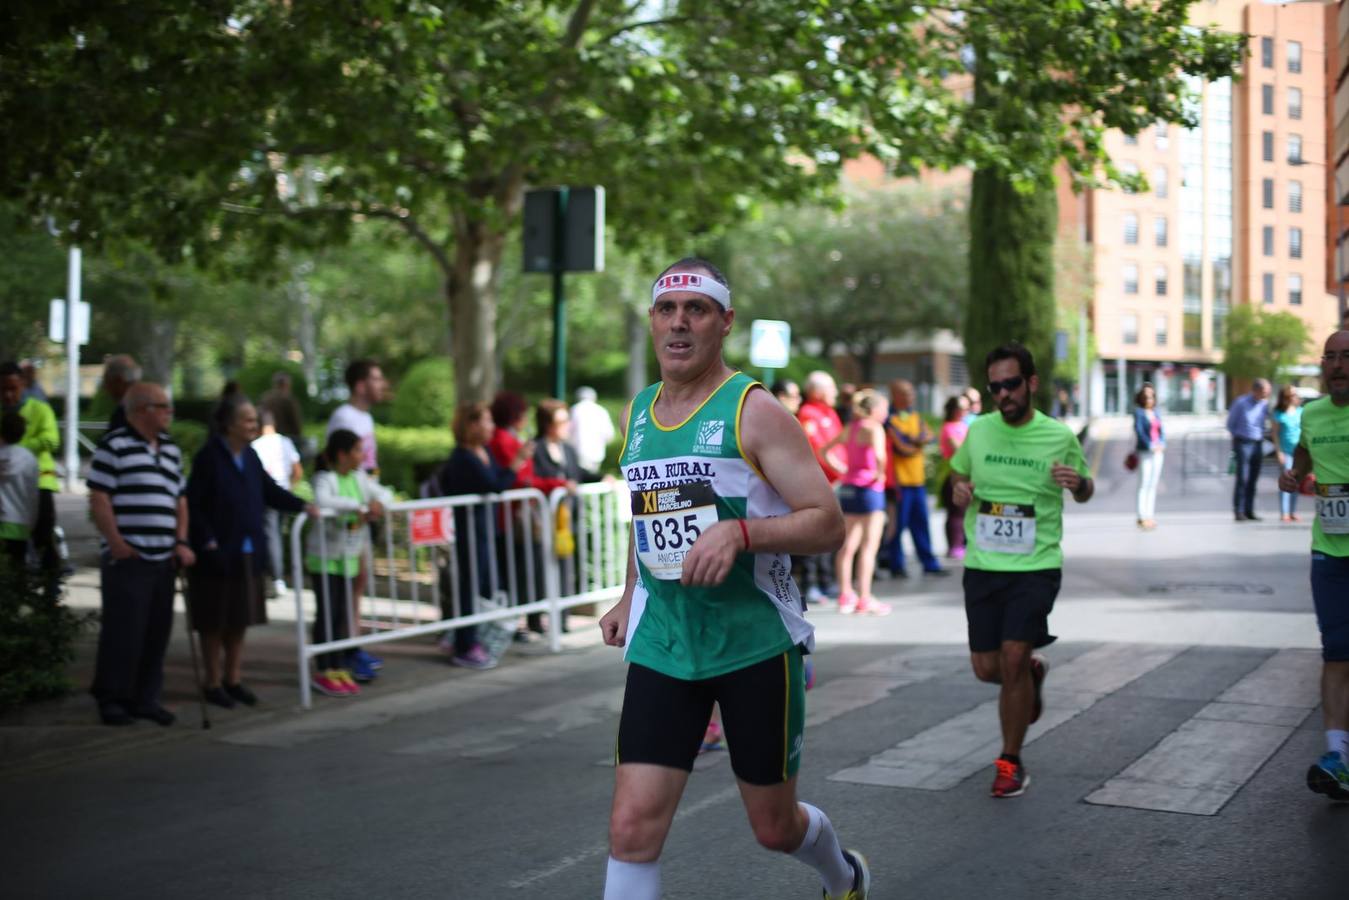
[2,503,1319,781]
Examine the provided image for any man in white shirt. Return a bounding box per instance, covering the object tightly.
[326,359,388,475]
[569,385,616,477]
[0,411,40,571]
[324,358,389,676]
[252,409,303,593]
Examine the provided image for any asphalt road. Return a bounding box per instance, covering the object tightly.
[7,425,1344,899]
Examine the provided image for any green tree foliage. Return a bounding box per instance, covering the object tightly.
[959,1,1242,408]
[730,187,968,382]
[1220,307,1312,384]
[3,1,1242,407]
[390,357,456,427]
[0,205,65,363]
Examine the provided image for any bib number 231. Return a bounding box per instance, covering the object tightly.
[975,500,1037,555]
[632,481,721,580]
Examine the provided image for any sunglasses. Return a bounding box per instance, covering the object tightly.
[987,376,1025,395]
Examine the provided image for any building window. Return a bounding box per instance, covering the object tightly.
[1288,87,1302,120]
[1261,36,1274,68]
[1123,133,1138,146]
[1262,178,1274,209]
[1154,123,1168,151]
[1154,264,1168,296]
[1153,166,1168,199]
[1289,180,1302,213]
[1155,314,1169,346]
[1122,313,1139,345]
[1123,262,1139,295]
[1263,272,1275,304]
[1261,84,1274,115]
[1288,40,1302,74]
[1263,131,1274,162]
[1123,213,1138,244]
[1289,273,1303,305]
[1290,227,1303,259]
[1288,134,1302,164]
[1263,226,1274,257]
[1154,216,1168,248]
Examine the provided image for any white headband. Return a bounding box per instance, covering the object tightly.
[650,272,732,309]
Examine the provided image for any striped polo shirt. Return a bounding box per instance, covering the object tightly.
[87,427,186,562]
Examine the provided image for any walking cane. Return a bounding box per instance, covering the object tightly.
[177,568,211,731]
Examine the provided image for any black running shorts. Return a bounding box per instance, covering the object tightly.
[615,649,806,786]
[962,567,1061,653]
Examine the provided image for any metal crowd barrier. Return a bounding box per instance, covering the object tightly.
[288,481,629,708]
[1179,428,1280,493]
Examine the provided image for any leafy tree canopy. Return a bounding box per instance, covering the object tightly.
[1220,306,1312,384]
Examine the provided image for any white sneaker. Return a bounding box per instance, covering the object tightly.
[805,586,825,604]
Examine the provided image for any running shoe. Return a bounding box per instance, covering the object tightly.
[451,643,498,670]
[699,721,724,754]
[354,648,384,671]
[334,669,362,694]
[991,757,1028,798]
[855,596,892,616]
[824,848,871,899]
[1306,752,1349,801]
[1030,655,1049,724]
[351,654,379,683]
[837,593,859,615]
[312,671,352,698]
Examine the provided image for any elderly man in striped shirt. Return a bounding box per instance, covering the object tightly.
[88,382,196,727]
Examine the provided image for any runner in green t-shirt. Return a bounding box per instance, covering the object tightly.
[1278,329,1349,801]
[597,258,870,900]
[949,343,1094,798]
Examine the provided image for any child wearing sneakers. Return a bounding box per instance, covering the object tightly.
[307,429,392,697]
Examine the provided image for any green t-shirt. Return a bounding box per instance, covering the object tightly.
[1297,396,1349,557]
[949,410,1090,572]
[305,472,363,577]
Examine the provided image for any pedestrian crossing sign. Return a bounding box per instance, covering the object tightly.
[750,319,791,369]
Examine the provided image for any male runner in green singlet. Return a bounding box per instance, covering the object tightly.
[1278,330,1349,801]
[949,343,1094,798]
[599,258,870,900]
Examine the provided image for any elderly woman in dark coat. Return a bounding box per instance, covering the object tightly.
[187,391,314,708]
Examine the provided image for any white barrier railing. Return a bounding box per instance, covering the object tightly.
[288,481,630,708]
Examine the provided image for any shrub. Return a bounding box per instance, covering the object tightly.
[374,425,455,496]
[171,420,210,471]
[0,564,94,712]
[390,357,456,428]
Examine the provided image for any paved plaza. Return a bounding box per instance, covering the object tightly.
[3,421,1346,898]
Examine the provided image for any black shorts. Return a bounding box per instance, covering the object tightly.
[963,567,1061,653]
[616,649,806,786]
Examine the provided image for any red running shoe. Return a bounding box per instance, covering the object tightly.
[991,757,1028,798]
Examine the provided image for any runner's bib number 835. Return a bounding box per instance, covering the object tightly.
[632,481,720,580]
[1316,483,1349,534]
[975,500,1037,554]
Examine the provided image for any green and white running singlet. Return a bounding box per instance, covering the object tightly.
[620,372,812,680]
[1298,396,1349,557]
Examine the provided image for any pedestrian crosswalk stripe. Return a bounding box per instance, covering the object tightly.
[828,643,1184,791]
[1085,649,1320,815]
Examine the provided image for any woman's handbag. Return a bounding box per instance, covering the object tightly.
[1124,451,1139,472]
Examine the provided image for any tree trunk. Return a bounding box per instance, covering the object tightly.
[625,299,648,398]
[965,59,1057,410]
[142,317,177,387]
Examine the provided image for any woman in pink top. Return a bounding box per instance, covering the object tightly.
[823,388,891,615]
[938,394,971,559]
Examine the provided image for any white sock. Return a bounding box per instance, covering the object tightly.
[1327,730,1349,760]
[604,857,660,900]
[791,802,854,898]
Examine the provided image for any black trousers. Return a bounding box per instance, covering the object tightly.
[91,556,176,710]
[32,488,58,571]
[311,570,355,671]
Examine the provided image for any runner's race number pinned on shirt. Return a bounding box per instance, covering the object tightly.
[632,481,721,579]
[975,500,1037,554]
[1316,483,1349,535]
